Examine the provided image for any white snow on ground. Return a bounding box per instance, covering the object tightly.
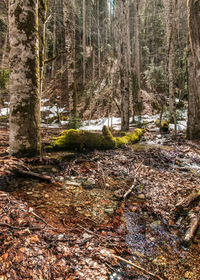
[80,117,122,131]
[0,108,9,116]
[0,103,187,133]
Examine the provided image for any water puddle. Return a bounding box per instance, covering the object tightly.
[4,174,121,228]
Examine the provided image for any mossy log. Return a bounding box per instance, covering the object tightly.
[155,119,169,132]
[115,128,144,147]
[45,126,144,152]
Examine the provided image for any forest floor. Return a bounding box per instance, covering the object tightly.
[0,125,200,280]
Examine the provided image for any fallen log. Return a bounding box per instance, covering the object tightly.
[15,168,53,182]
[45,126,144,152]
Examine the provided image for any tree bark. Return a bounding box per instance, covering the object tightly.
[120,0,130,131]
[164,0,177,136]
[82,0,86,84]
[187,0,200,139]
[51,0,57,78]
[38,0,47,96]
[132,0,141,122]
[97,0,101,79]
[9,0,41,156]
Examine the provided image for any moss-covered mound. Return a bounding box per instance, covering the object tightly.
[45,126,144,152]
[115,128,144,147]
[155,119,169,132]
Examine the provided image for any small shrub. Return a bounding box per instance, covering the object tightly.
[65,114,81,129]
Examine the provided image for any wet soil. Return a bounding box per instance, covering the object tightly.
[0,127,200,279]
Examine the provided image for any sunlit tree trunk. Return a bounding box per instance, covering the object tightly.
[38,0,47,96]
[62,0,72,109]
[164,0,177,136]
[120,0,130,131]
[97,0,101,79]
[132,0,142,122]
[51,0,57,78]
[187,0,200,139]
[9,0,41,156]
[82,0,86,84]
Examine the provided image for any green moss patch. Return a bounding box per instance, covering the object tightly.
[115,128,144,147]
[155,119,169,132]
[45,126,144,152]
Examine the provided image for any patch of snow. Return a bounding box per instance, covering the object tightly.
[41,123,61,128]
[41,105,65,114]
[169,121,186,132]
[41,98,49,103]
[80,117,122,131]
[142,114,160,122]
[0,108,9,116]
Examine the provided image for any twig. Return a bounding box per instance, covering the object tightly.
[30,211,59,231]
[0,223,45,231]
[98,162,106,187]
[77,224,107,239]
[15,169,53,182]
[112,254,163,280]
[123,161,143,200]
[0,223,27,230]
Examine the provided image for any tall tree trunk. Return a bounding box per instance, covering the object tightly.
[62,0,71,109]
[9,0,41,156]
[82,0,86,84]
[51,0,57,78]
[133,0,140,88]
[72,0,77,115]
[132,0,141,122]
[38,0,47,96]
[164,0,177,136]
[120,0,130,131]
[187,0,200,139]
[97,0,101,79]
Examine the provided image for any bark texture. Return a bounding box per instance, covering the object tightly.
[120,0,130,131]
[187,0,200,139]
[132,0,141,121]
[9,0,41,156]
[164,0,177,135]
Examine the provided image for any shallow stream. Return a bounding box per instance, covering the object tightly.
[3,152,200,280]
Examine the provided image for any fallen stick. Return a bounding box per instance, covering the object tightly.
[29,209,59,231]
[175,191,200,209]
[112,254,163,280]
[123,161,143,200]
[184,214,200,244]
[15,168,53,182]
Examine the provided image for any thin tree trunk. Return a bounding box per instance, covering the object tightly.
[187,0,200,139]
[132,0,141,122]
[51,0,57,78]
[82,0,86,84]
[120,0,130,131]
[97,0,101,79]
[39,0,47,96]
[164,0,177,137]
